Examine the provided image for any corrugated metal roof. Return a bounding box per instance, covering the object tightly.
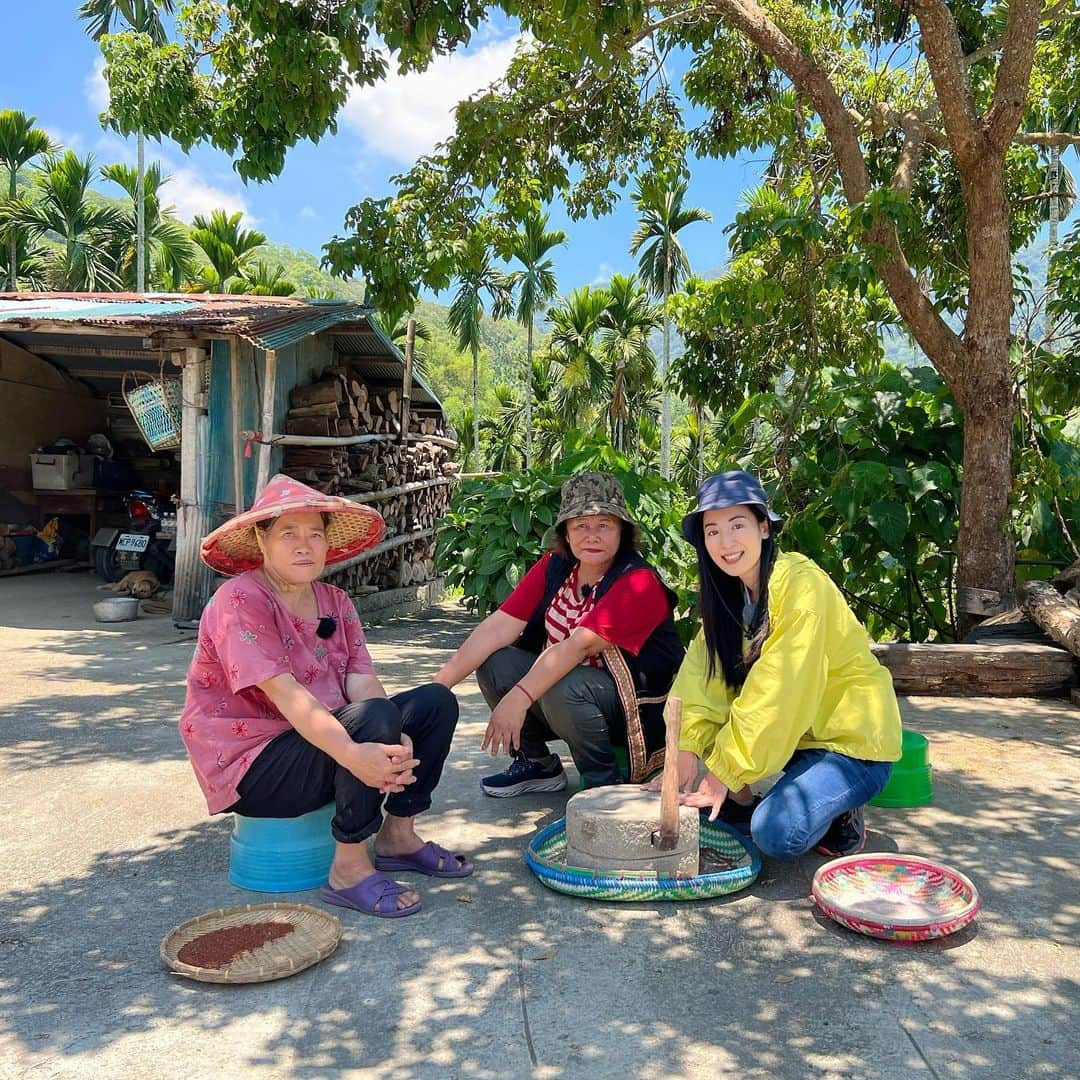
[0,292,447,415]
[0,293,375,350]
[0,296,196,321]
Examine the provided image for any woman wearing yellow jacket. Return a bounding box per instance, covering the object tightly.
[671,471,901,857]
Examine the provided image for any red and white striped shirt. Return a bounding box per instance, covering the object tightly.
[544,565,602,668]
[501,552,671,665]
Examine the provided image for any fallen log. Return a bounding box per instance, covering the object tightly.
[1052,559,1080,592]
[871,642,1075,697]
[1019,580,1080,658]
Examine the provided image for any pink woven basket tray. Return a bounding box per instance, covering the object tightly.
[812,853,980,942]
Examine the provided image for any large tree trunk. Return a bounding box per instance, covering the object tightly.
[953,162,1017,635]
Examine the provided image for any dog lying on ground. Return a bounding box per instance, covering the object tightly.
[97,570,162,599]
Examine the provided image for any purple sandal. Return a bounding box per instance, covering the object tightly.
[373,840,474,879]
[319,872,421,918]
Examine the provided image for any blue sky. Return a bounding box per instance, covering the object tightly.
[0,4,764,298]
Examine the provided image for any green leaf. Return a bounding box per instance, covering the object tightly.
[849,460,891,499]
[867,500,909,549]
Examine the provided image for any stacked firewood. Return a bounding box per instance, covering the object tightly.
[281,368,458,498]
[282,368,455,600]
[329,538,438,596]
[375,483,451,538]
[284,367,449,440]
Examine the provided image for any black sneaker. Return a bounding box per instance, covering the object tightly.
[481,751,568,798]
[717,794,761,830]
[815,805,866,857]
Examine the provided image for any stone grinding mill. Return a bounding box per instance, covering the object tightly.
[525,698,762,902]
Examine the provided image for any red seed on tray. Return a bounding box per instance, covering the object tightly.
[177,921,295,970]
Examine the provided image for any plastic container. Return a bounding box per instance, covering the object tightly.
[11,535,33,564]
[30,452,93,490]
[870,729,933,807]
[229,804,335,893]
[93,597,140,622]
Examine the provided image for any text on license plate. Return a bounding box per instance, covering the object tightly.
[116,533,150,553]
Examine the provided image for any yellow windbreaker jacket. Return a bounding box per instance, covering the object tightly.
[674,552,902,791]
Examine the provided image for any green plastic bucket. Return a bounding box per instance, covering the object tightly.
[870,729,933,807]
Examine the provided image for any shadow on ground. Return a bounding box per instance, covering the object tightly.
[0,582,1077,1077]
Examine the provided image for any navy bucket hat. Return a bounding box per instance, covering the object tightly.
[681,470,783,542]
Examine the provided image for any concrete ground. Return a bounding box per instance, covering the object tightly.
[1,571,1077,1080]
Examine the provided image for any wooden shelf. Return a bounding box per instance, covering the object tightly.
[243,430,458,451]
[344,477,451,506]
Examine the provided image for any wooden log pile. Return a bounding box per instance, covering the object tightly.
[282,368,455,602]
[284,367,448,440]
[281,368,458,500]
[329,538,438,595]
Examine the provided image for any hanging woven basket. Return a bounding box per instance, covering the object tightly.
[123,370,183,451]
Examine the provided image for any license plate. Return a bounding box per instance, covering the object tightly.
[116,533,150,553]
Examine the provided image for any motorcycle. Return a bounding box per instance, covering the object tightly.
[91,489,177,584]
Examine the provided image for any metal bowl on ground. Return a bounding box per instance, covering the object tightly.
[93,597,140,622]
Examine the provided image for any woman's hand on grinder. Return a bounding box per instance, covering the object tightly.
[644,750,700,793]
[346,741,419,792]
[482,694,527,757]
[678,768,729,821]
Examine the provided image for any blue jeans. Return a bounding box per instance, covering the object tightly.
[749,749,892,858]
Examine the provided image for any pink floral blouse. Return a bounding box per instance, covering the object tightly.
[178,570,376,813]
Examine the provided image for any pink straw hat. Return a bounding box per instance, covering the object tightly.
[200,473,385,576]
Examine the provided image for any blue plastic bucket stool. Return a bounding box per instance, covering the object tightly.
[229,804,336,892]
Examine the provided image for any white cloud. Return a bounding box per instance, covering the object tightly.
[44,127,86,154]
[160,167,252,224]
[94,132,138,166]
[342,35,522,165]
[590,261,614,287]
[299,205,319,220]
[86,56,110,113]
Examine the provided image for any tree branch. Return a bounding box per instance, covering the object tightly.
[909,0,982,166]
[892,112,928,193]
[985,0,1042,150]
[703,0,967,386]
[1015,132,1080,149]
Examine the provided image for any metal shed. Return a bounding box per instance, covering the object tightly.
[0,293,450,624]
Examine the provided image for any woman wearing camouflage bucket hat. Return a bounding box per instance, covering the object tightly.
[665,470,901,859]
[435,472,684,794]
[179,474,470,920]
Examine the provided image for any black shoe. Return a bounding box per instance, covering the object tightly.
[481,751,568,798]
[716,794,761,829]
[815,805,866,857]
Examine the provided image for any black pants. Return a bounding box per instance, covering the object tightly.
[476,645,624,787]
[230,684,459,844]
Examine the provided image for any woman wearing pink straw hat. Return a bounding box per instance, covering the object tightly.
[178,474,471,919]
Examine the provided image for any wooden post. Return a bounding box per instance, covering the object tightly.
[400,317,415,446]
[255,348,277,496]
[656,696,682,850]
[229,337,245,513]
[173,346,215,625]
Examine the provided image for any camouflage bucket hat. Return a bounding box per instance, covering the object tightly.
[555,471,635,527]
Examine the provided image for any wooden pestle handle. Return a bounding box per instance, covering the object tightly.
[657,696,682,848]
